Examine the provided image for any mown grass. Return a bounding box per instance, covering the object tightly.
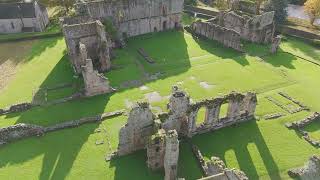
[0,30,320,179]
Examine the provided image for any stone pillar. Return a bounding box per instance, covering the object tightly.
[205,103,221,124]
[117,102,155,156]
[164,130,179,180]
[187,108,198,137]
[226,93,245,121]
[241,92,257,118]
[163,86,190,134]
[270,35,281,54]
[96,21,111,72]
[146,129,166,170]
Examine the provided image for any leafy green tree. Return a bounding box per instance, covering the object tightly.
[265,0,289,24]
[304,0,320,25]
[40,0,75,14]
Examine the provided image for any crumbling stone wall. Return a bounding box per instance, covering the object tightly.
[0,103,33,115]
[74,0,184,38]
[80,44,114,96]
[191,20,243,52]
[218,11,275,44]
[288,155,320,180]
[162,86,190,136]
[147,129,166,170]
[117,102,156,156]
[61,20,111,74]
[164,130,179,180]
[0,124,44,145]
[185,91,257,137]
[192,145,248,180]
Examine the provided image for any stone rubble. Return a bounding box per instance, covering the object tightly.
[192,145,248,180]
[288,155,320,180]
[286,112,320,147]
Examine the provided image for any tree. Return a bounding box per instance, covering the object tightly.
[265,0,289,24]
[215,0,229,10]
[304,0,320,25]
[255,0,266,14]
[39,0,75,14]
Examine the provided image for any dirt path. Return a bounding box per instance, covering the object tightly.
[0,40,36,92]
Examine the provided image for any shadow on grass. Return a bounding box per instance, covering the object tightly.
[190,120,281,179]
[109,150,163,180]
[262,49,298,69]
[0,122,98,180]
[282,36,320,63]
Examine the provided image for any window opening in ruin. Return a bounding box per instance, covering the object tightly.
[122,32,128,39]
[154,27,158,32]
[163,21,167,30]
[156,146,160,152]
[196,107,207,126]
[162,6,166,16]
[174,22,178,29]
[11,22,14,29]
[219,103,228,120]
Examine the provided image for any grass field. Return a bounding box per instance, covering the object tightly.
[0,30,320,179]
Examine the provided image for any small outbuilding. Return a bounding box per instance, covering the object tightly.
[0,1,49,33]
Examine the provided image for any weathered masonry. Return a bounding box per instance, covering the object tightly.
[61,18,112,74]
[115,86,257,179]
[74,0,184,37]
[190,10,275,51]
[61,18,114,96]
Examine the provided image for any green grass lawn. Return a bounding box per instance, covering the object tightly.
[0,30,320,179]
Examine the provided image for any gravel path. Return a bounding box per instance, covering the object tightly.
[287,4,320,25]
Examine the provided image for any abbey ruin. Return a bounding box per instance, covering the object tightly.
[190,1,275,51]
[115,86,257,179]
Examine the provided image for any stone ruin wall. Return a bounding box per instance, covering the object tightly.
[117,102,156,156]
[0,124,44,145]
[219,11,275,44]
[116,86,257,180]
[191,20,243,52]
[190,10,275,51]
[62,20,111,74]
[74,0,184,37]
[288,155,320,179]
[193,145,248,180]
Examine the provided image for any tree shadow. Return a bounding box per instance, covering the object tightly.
[188,33,249,66]
[109,150,163,180]
[190,120,281,179]
[263,49,298,69]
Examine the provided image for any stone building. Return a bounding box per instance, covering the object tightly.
[0,1,49,33]
[74,0,184,38]
[116,86,257,179]
[61,18,111,74]
[190,10,275,51]
[61,18,114,96]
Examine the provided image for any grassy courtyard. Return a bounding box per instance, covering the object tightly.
[0,30,320,179]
